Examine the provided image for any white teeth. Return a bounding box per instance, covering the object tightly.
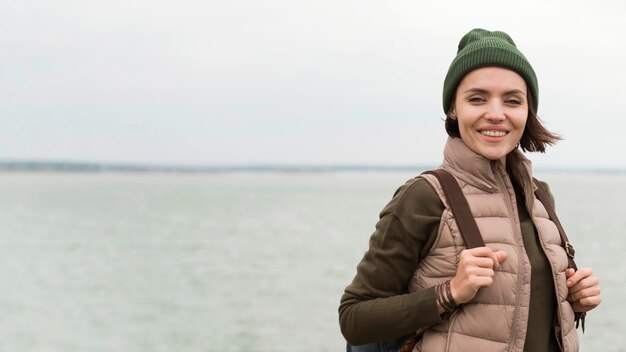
[480,130,507,137]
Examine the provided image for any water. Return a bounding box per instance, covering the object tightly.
[0,171,623,351]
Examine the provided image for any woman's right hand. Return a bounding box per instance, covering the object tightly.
[449,247,508,304]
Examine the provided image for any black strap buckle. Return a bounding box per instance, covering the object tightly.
[565,242,576,259]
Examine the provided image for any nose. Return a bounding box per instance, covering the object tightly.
[484,101,505,122]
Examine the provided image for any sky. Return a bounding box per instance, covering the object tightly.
[1,0,625,168]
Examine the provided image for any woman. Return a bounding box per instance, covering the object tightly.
[339,28,601,352]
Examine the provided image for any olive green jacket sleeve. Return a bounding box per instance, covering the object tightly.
[338,177,445,345]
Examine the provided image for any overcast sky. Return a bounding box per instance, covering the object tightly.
[1,0,625,168]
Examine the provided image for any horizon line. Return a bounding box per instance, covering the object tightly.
[1,160,625,174]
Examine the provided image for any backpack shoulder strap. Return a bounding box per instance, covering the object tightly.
[422,169,485,249]
[532,178,578,270]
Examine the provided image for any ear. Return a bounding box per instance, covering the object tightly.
[447,104,457,120]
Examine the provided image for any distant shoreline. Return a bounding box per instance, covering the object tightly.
[0,161,434,173]
[1,161,625,174]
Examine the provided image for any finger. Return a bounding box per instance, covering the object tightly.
[478,249,506,268]
[572,294,602,312]
[462,247,502,268]
[457,261,496,279]
[467,247,506,267]
[569,286,601,302]
[473,257,497,269]
[463,247,495,258]
[467,267,495,278]
[569,276,600,295]
[566,268,594,288]
[470,275,494,288]
[570,287,600,305]
[578,294,601,307]
[565,268,575,279]
[459,254,496,269]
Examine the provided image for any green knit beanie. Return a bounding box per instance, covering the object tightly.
[442,28,538,114]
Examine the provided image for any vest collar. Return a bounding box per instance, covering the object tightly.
[441,137,535,194]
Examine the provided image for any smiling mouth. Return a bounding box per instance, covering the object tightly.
[479,130,508,137]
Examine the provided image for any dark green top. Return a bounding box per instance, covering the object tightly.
[513,180,559,351]
[339,176,559,351]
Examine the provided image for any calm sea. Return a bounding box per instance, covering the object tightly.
[0,171,623,351]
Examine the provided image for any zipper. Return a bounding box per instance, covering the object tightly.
[492,162,525,352]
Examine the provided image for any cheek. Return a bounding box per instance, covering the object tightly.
[514,114,529,131]
[456,113,478,134]
[456,120,476,143]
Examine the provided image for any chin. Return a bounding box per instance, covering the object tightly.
[479,149,508,161]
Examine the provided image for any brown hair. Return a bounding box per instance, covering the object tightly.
[444,91,561,153]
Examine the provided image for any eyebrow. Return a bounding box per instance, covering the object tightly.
[463,88,526,96]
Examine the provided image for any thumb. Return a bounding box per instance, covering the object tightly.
[493,251,508,268]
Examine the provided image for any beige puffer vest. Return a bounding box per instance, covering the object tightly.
[409,138,578,352]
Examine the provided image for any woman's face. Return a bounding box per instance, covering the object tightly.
[450,66,528,161]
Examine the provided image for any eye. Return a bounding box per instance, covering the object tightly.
[505,99,522,105]
[467,96,486,103]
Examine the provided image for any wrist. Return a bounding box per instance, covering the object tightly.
[436,280,459,314]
